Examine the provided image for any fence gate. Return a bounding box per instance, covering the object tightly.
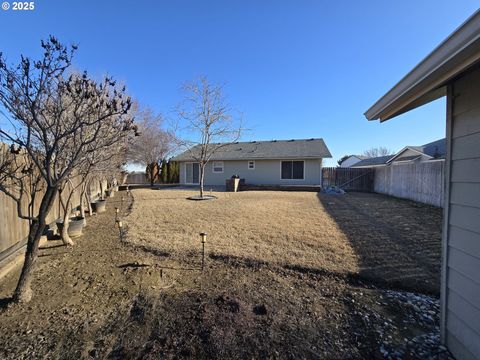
[321,167,374,192]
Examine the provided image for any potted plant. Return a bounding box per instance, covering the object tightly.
[56,216,85,238]
[68,216,85,237]
[93,199,107,213]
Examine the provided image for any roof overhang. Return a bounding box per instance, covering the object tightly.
[365,10,480,122]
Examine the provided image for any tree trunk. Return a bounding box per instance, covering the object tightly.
[13,186,57,303]
[79,185,86,225]
[199,163,205,198]
[85,180,93,216]
[59,187,75,246]
[86,191,93,216]
[100,179,104,200]
[60,209,74,246]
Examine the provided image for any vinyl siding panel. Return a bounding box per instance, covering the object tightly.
[445,330,478,360]
[450,158,480,182]
[445,323,480,360]
[447,268,480,310]
[452,108,480,139]
[451,131,480,160]
[449,226,480,259]
[450,182,480,208]
[447,247,480,284]
[447,290,480,337]
[445,67,480,360]
[449,204,480,234]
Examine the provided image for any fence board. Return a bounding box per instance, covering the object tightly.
[321,167,374,192]
[125,172,148,184]
[374,161,444,207]
[0,177,105,256]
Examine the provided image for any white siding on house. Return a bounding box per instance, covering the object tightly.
[444,65,480,360]
[178,159,323,186]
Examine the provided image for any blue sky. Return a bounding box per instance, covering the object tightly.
[0,1,478,166]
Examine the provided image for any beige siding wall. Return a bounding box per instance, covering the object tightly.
[444,66,480,360]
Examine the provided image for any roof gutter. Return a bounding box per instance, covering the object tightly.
[365,10,480,122]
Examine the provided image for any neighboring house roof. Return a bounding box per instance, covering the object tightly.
[338,154,368,165]
[387,138,446,163]
[171,138,332,161]
[352,155,394,167]
[365,10,480,121]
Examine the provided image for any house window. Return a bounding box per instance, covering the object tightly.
[248,161,255,170]
[212,161,224,173]
[281,160,304,180]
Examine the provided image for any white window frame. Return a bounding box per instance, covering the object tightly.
[248,160,255,170]
[280,160,305,180]
[212,161,224,174]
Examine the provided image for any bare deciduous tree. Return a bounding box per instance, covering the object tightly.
[176,77,243,198]
[128,106,175,186]
[0,37,134,303]
[362,147,394,158]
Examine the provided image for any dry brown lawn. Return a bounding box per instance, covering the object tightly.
[127,188,442,293]
[128,189,359,274]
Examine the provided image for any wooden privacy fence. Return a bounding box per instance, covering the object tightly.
[374,161,444,207]
[0,175,106,264]
[124,172,148,184]
[321,167,374,192]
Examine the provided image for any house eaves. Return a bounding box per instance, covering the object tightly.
[365,10,480,122]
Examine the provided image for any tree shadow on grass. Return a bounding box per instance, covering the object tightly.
[317,192,443,295]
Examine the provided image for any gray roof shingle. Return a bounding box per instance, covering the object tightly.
[171,138,331,161]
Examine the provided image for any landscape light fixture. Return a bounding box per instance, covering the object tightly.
[116,219,124,240]
[200,232,207,271]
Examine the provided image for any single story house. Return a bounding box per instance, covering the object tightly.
[171,138,332,186]
[365,10,480,360]
[338,155,368,167]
